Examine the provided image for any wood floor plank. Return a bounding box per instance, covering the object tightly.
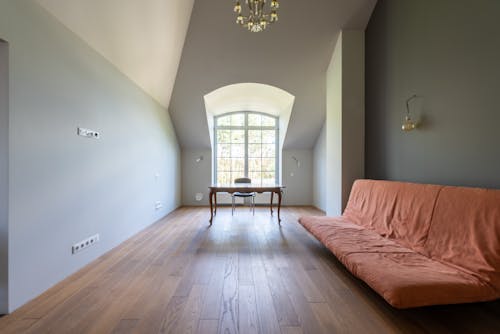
[218,254,239,334]
[0,207,499,334]
[251,248,282,334]
[171,284,206,334]
[260,254,300,327]
[197,319,218,334]
[238,285,259,334]
[200,257,226,320]
[280,268,331,334]
[111,319,139,334]
[0,318,38,334]
[280,326,304,334]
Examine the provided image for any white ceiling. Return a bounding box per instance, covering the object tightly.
[36,0,194,108]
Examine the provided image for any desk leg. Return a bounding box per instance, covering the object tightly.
[214,192,217,216]
[209,190,214,225]
[270,192,274,215]
[277,190,282,224]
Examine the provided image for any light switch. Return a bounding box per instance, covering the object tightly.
[77,127,100,139]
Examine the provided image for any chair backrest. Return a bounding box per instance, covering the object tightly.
[234,177,251,184]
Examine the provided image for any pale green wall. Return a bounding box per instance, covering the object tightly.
[0,1,181,311]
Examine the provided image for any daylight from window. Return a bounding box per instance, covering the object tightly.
[215,112,278,185]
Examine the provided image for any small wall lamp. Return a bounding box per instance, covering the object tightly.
[402,95,418,132]
[291,156,300,168]
[195,155,204,163]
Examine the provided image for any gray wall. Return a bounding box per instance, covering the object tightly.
[181,149,313,206]
[366,0,500,188]
[1,1,181,311]
[313,125,326,212]
[0,40,8,314]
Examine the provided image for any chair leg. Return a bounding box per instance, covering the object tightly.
[232,196,235,216]
[252,196,255,215]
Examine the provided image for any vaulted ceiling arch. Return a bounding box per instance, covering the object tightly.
[204,83,295,151]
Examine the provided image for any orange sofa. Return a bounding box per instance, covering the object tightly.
[299,179,500,308]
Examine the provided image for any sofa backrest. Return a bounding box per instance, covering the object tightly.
[343,179,442,252]
[424,186,500,290]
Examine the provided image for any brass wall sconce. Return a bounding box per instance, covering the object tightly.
[402,95,418,132]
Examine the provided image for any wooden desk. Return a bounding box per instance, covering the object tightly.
[208,184,285,225]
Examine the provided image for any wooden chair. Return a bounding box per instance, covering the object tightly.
[232,177,256,215]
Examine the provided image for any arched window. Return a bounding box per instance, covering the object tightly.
[214,112,278,184]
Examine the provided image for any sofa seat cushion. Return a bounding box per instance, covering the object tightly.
[341,252,498,308]
[299,216,413,261]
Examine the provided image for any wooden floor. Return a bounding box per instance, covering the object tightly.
[1,207,499,334]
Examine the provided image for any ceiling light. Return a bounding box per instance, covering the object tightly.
[233,0,280,32]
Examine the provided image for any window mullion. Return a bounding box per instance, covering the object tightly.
[244,112,249,178]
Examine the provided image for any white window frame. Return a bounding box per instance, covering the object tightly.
[214,111,279,184]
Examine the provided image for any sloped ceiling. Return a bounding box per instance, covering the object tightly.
[35,0,376,149]
[170,0,376,149]
[36,0,194,108]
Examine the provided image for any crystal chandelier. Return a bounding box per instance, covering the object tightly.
[234,0,279,32]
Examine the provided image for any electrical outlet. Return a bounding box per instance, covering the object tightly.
[77,127,100,139]
[72,234,99,254]
[155,201,163,210]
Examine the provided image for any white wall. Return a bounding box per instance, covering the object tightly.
[326,34,343,216]
[313,124,326,212]
[0,1,181,312]
[326,31,365,216]
[0,40,8,314]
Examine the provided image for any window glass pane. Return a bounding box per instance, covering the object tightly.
[218,158,231,171]
[262,130,275,144]
[232,171,245,182]
[249,172,262,184]
[262,172,275,185]
[231,144,245,157]
[248,158,262,171]
[262,115,276,127]
[231,158,245,172]
[261,158,275,171]
[217,130,230,143]
[217,144,230,157]
[215,112,278,184]
[262,144,275,158]
[217,172,231,184]
[231,113,245,126]
[248,130,261,143]
[248,144,261,157]
[217,115,231,126]
[248,114,261,126]
[231,130,245,143]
